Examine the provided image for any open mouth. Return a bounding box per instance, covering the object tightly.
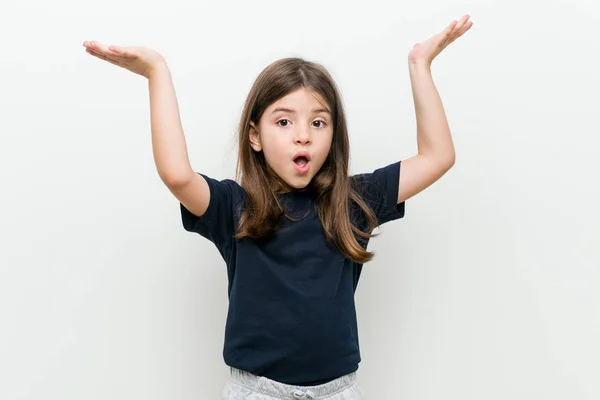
[294,156,309,167]
[293,152,311,174]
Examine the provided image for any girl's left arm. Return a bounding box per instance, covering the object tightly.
[397,15,473,204]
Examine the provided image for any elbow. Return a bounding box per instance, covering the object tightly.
[440,155,455,176]
[444,151,456,170]
[427,151,455,173]
[159,169,195,188]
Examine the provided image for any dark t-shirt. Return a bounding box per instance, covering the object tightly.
[180,161,405,385]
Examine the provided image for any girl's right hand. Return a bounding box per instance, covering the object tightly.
[83,41,166,78]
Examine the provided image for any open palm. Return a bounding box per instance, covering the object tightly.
[83,41,165,78]
[409,14,473,66]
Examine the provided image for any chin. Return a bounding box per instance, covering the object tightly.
[284,175,313,190]
[287,180,310,190]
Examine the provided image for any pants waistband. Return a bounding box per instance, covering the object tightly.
[228,367,358,399]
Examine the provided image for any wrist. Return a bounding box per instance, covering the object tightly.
[146,58,169,79]
[408,59,432,73]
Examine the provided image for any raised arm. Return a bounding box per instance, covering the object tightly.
[397,15,473,204]
[83,41,210,216]
[145,61,210,216]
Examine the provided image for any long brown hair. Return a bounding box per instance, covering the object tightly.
[235,57,379,263]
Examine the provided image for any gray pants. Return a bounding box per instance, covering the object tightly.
[222,368,366,399]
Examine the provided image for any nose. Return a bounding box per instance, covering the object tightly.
[294,124,312,145]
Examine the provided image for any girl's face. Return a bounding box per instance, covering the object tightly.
[250,88,334,190]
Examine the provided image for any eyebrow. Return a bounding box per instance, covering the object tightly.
[270,107,331,115]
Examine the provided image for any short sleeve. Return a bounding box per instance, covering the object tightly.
[351,161,405,226]
[180,174,241,260]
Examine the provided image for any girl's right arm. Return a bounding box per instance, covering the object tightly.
[83,41,210,217]
[146,61,210,217]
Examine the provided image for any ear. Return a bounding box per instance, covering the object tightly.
[249,122,262,152]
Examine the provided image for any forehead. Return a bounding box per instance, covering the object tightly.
[267,88,330,112]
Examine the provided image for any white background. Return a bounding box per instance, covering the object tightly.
[1,0,599,399]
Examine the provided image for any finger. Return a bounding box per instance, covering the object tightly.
[456,14,470,28]
[86,48,122,66]
[86,47,114,61]
[442,20,458,37]
[85,48,106,60]
[436,20,457,48]
[438,21,457,47]
[460,20,473,35]
[84,42,129,64]
[450,15,468,36]
[454,22,472,41]
[449,15,471,41]
[107,45,137,58]
[84,40,110,56]
[84,40,123,59]
[84,40,104,50]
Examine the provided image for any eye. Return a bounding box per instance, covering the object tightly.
[277,119,290,127]
[312,120,327,128]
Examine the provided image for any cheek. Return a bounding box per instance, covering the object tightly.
[260,131,288,164]
[314,133,334,160]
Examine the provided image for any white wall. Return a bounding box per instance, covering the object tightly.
[1,0,599,399]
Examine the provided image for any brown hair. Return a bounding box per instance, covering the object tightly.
[234,57,378,263]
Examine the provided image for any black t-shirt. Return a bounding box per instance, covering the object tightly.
[180,161,405,385]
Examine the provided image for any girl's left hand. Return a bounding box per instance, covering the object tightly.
[408,14,473,67]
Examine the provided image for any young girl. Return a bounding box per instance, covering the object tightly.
[84,14,472,400]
